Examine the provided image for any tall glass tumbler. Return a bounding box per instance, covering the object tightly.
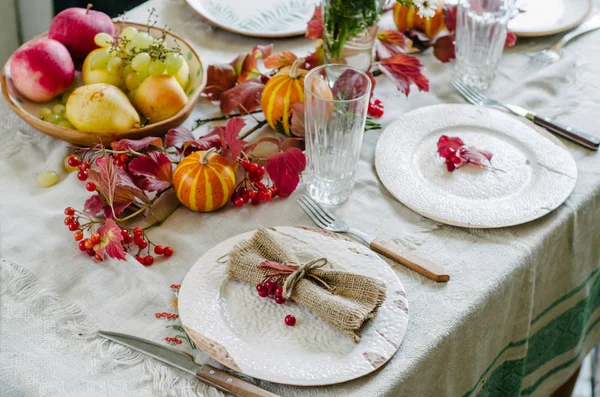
[304,64,371,205]
[454,0,515,90]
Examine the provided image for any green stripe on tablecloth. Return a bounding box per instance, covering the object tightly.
[463,269,600,397]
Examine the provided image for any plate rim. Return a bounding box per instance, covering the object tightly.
[183,0,311,38]
[374,104,578,229]
[509,0,593,37]
[178,226,409,386]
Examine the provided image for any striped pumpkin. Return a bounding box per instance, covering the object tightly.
[393,1,445,39]
[261,57,307,136]
[173,149,235,212]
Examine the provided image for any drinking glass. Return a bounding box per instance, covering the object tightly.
[454,0,515,90]
[304,64,371,205]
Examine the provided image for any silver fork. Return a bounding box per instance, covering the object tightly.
[529,14,600,65]
[452,79,600,150]
[297,194,449,282]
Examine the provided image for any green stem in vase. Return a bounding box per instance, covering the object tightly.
[323,0,381,60]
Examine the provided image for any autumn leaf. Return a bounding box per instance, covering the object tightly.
[84,194,105,216]
[305,40,325,70]
[437,135,493,172]
[94,218,126,260]
[266,147,306,197]
[443,4,457,32]
[375,30,408,59]
[212,117,247,163]
[504,32,517,48]
[433,35,455,63]
[332,68,371,100]
[252,44,273,59]
[220,80,264,115]
[290,103,305,137]
[111,136,163,152]
[379,53,429,96]
[165,127,222,156]
[264,51,297,69]
[405,29,432,53]
[305,5,323,39]
[128,151,173,192]
[238,54,262,83]
[165,127,195,149]
[281,137,305,151]
[202,64,237,101]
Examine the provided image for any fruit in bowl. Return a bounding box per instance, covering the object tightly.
[10,39,74,102]
[49,5,115,69]
[134,75,188,122]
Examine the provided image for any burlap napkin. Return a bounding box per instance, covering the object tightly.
[228,228,387,342]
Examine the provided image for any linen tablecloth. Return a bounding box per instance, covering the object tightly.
[2,1,600,396]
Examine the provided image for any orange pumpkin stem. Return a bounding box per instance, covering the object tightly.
[289,57,306,79]
[199,147,218,165]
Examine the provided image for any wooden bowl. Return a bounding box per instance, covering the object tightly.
[1,22,206,146]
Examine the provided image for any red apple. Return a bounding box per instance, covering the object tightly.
[10,39,74,102]
[48,5,114,69]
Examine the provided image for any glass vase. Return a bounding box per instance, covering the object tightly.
[321,0,386,72]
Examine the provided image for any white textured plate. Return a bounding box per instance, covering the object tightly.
[508,0,592,37]
[375,105,577,229]
[184,0,319,38]
[179,227,408,386]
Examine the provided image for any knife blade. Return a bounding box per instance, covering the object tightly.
[97,331,279,397]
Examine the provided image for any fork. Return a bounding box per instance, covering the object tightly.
[297,194,450,282]
[452,79,600,150]
[529,14,600,65]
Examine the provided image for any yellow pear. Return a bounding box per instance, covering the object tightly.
[82,48,124,88]
[134,75,188,122]
[66,83,140,131]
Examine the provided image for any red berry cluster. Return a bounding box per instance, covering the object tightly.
[68,155,92,182]
[164,337,182,345]
[155,312,179,320]
[255,278,297,326]
[170,284,181,290]
[231,159,279,207]
[65,207,103,261]
[368,99,384,118]
[128,227,174,266]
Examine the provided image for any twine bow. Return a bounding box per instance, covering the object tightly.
[258,258,332,299]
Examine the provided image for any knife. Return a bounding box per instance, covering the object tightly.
[97,331,280,397]
[504,103,600,150]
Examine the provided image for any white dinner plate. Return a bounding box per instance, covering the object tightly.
[184,0,319,38]
[508,0,592,37]
[375,105,577,229]
[179,227,409,386]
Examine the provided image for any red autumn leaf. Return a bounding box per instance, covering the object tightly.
[332,68,371,100]
[264,51,298,69]
[238,54,262,83]
[437,135,493,172]
[128,151,173,192]
[84,194,105,216]
[229,53,247,76]
[444,4,457,32]
[437,135,464,158]
[305,40,325,70]
[433,35,456,63]
[212,117,247,163]
[252,44,273,59]
[375,30,408,59]
[290,102,305,137]
[305,5,323,39]
[202,64,237,102]
[111,136,163,152]
[504,31,517,49]
[220,80,264,115]
[265,147,306,197]
[379,53,429,96]
[94,218,126,260]
[280,137,305,151]
[165,127,195,149]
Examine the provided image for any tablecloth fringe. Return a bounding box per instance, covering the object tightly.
[0,257,224,397]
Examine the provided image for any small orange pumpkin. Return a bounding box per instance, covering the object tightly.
[393,1,445,39]
[261,57,307,136]
[173,148,235,212]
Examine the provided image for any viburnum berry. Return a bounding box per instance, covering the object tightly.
[138,240,148,249]
[68,221,80,231]
[77,170,88,181]
[78,240,87,251]
[248,162,258,173]
[241,159,251,170]
[78,161,90,171]
[132,227,143,236]
[86,182,96,192]
[64,215,75,225]
[260,74,270,84]
[163,247,173,257]
[265,279,277,295]
[256,283,268,297]
[118,154,129,164]
[86,249,95,256]
[251,195,261,206]
[154,245,164,255]
[123,234,133,244]
[135,255,144,263]
[275,286,283,298]
[67,156,80,167]
[258,190,271,202]
[133,236,144,246]
[90,233,100,244]
[64,207,75,216]
[94,254,103,261]
[275,296,286,305]
[120,229,129,238]
[143,255,154,266]
[368,99,384,118]
[285,315,296,326]
[74,230,84,241]
[234,197,244,207]
[84,239,94,250]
